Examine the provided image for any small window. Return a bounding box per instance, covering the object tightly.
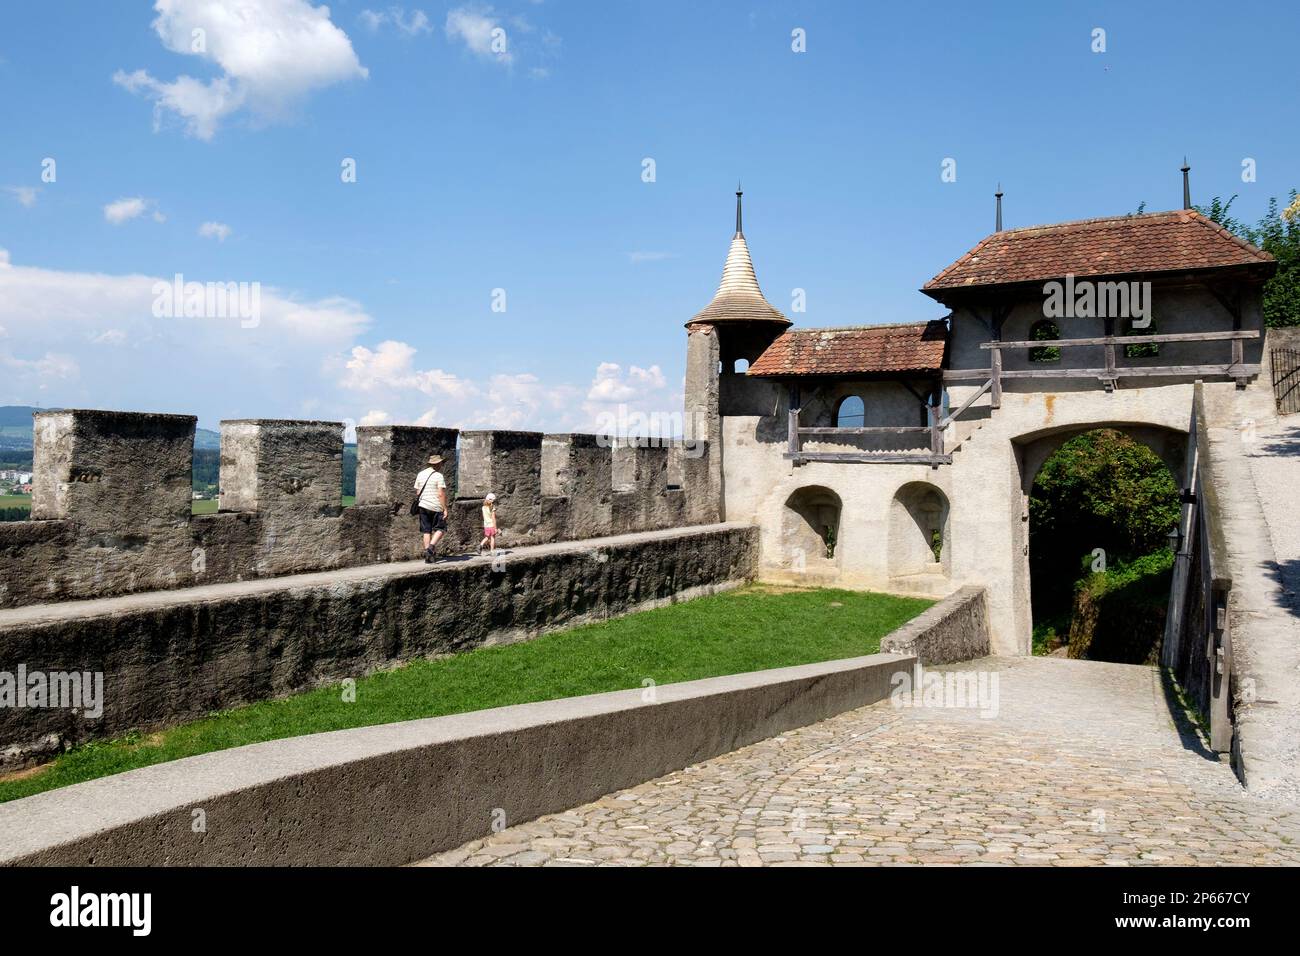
[835,395,865,427]
[1124,317,1159,359]
[734,358,750,372]
[1028,320,1061,363]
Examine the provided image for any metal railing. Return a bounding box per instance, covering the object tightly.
[1271,347,1300,414]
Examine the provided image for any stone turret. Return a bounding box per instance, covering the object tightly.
[684,189,790,518]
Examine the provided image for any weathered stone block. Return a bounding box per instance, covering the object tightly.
[459,430,542,543]
[27,409,196,598]
[219,419,343,516]
[542,433,613,539]
[218,419,345,577]
[612,443,669,531]
[356,424,459,560]
[356,425,458,507]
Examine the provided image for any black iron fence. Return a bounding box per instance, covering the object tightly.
[1271,348,1300,414]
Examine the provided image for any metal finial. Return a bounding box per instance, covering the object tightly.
[735,184,743,236]
[995,183,1004,232]
[1181,158,1191,210]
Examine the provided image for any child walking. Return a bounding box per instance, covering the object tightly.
[478,492,498,555]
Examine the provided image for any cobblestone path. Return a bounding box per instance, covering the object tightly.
[418,657,1300,866]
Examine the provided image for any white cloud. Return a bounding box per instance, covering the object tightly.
[115,0,368,140]
[360,7,432,35]
[341,340,478,399]
[0,249,369,418]
[0,249,679,438]
[626,251,676,264]
[4,186,38,208]
[103,197,161,225]
[586,362,667,402]
[198,221,232,241]
[445,6,512,65]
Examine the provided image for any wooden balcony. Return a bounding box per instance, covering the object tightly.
[782,329,1259,469]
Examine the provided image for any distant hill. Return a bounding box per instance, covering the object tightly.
[0,406,220,450]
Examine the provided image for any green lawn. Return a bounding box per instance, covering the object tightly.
[0,585,930,804]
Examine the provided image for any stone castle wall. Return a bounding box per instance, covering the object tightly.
[0,409,718,609]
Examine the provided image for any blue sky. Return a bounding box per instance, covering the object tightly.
[0,0,1296,433]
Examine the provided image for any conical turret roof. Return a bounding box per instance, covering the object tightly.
[687,190,791,328]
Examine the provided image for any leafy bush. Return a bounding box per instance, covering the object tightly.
[1067,550,1174,663]
[1029,428,1180,626]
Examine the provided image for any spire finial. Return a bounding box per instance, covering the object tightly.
[735,182,743,236]
[1181,158,1192,210]
[995,183,1004,232]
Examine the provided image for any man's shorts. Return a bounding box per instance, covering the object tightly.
[419,508,447,534]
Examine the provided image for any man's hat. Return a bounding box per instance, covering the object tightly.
[428,454,444,465]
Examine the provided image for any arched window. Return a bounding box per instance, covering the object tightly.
[1124,317,1159,359]
[835,395,865,427]
[734,358,750,372]
[1028,320,1061,363]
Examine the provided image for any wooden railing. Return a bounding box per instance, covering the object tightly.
[943,329,1261,401]
[785,382,949,468]
[1162,381,1235,753]
[784,330,1259,470]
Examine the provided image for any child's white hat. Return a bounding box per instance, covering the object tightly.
[485,492,497,502]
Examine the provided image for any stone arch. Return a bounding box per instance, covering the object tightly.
[1016,421,1187,492]
[781,485,843,577]
[1010,420,1188,655]
[889,481,950,577]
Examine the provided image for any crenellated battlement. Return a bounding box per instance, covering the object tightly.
[0,409,718,609]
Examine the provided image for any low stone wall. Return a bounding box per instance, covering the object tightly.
[880,586,989,664]
[0,523,758,767]
[0,650,913,867]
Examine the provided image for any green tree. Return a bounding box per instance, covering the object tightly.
[1029,429,1180,621]
[1197,191,1300,328]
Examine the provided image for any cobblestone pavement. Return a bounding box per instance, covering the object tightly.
[417,657,1300,866]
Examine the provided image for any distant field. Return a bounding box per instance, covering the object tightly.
[0,494,31,508]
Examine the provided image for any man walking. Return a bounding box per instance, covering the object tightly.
[414,453,449,563]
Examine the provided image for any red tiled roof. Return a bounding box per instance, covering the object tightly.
[747,321,948,378]
[923,210,1274,295]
